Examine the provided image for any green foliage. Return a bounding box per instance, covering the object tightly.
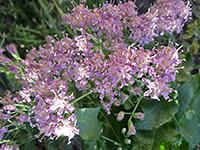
[182,4,200,55]
[183,19,200,54]
[135,99,179,130]
[132,121,180,150]
[75,107,102,140]
[177,73,200,149]
[176,52,194,83]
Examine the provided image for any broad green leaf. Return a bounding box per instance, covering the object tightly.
[176,52,193,82]
[135,99,179,130]
[176,73,200,149]
[131,130,154,150]
[75,107,102,140]
[132,121,180,150]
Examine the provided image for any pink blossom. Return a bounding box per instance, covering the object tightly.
[7,44,18,55]
[0,49,11,64]
[0,126,7,140]
[127,121,136,135]
[117,111,124,121]
[9,65,18,73]
[135,112,144,120]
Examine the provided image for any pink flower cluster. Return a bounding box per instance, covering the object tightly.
[0,0,190,144]
[150,0,192,35]
[63,0,191,45]
[20,30,183,118]
[0,34,184,143]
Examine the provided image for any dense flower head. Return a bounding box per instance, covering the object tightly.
[0,31,184,143]
[150,0,192,35]
[63,0,191,45]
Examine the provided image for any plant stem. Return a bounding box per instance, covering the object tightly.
[130,96,143,120]
[70,90,92,104]
[101,135,123,147]
[132,77,147,84]
[0,33,6,49]
[127,97,135,107]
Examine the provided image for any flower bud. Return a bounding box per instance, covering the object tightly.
[127,120,136,135]
[133,87,141,94]
[121,94,128,101]
[135,112,144,120]
[46,36,53,43]
[121,128,126,134]
[114,100,121,106]
[124,139,131,145]
[7,44,17,55]
[9,65,18,73]
[117,111,124,121]
[117,147,122,150]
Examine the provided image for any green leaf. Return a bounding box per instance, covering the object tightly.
[192,37,199,54]
[84,140,98,150]
[176,52,193,82]
[132,130,154,150]
[183,34,193,39]
[176,73,200,149]
[135,99,179,130]
[132,121,180,150]
[75,107,102,140]
[38,0,60,36]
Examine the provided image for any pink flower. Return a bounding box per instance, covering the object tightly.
[15,112,30,125]
[9,65,18,73]
[0,126,7,140]
[7,44,18,55]
[0,111,11,119]
[127,121,136,135]
[135,112,144,120]
[0,49,11,64]
[133,87,141,94]
[143,76,175,100]
[150,0,191,34]
[3,105,18,113]
[54,119,79,144]
[0,143,19,150]
[117,111,124,121]
[114,100,121,106]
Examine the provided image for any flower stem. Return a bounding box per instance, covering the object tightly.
[130,96,143,120]
[101,135,123,147]
[70,91,93,104]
